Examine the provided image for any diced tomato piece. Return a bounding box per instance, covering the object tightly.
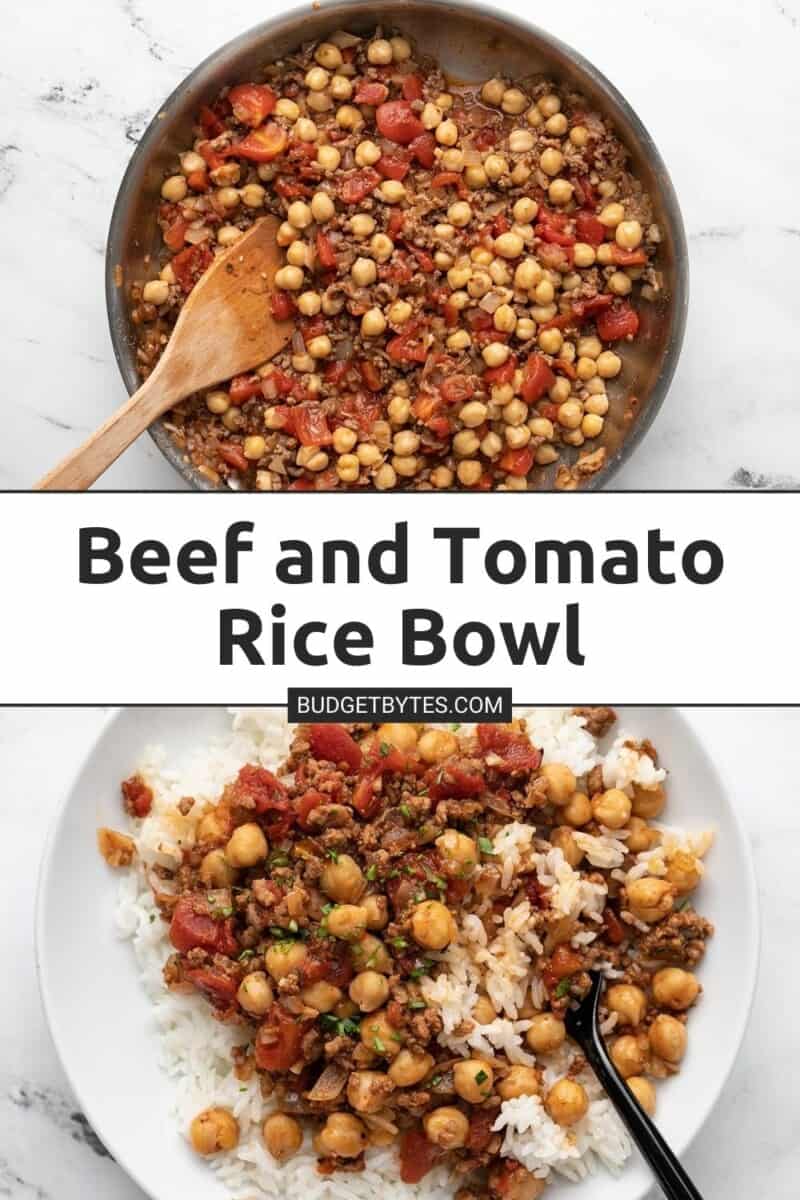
[607,245,648,267]
[476,724,542,773]
[542,945,583,992]
[377,152,410,180]
[408,132,436,167]
[255,1005,311,1071]
[352,762,384,818]
[186,168,209,192]
[270,290,296,321]
[291,405,333,447]
[552,357,577,381]
[288,476,316,490]
[170,896,237,956]
[354,80,389,105]
[295,790,325,830]
[265,368,295,397]
[218,443,250,473]
[399,1129,439,1184]
[482,354,517,386]
[387,329,427,363]
[359,360,382,391]
[275,176,311,200]
[121,774,153,818]
[376,100,425,145]
[184,966,238,1009]
[401,74,424,102]
[199,105,226,138]
[163,214,189,252]
[339,168,381,204]
[228,122,287,162]
[197,140,226,172]
[603,906,626,945]
[229,83,277,127]
[229,374,264,405]
[325,359,352,386]
[573,294,614,319]
[171,243,214,293]
[499,447,534,477]
[315,230,338,269]
[431,171,462,189]
[300,313,326,344]
[520,353,556,403]
[339,391,383,433]
[440,374,475,405]
[308,723,362,771]
[536,219,575,248]
[408,245,434,272]
[596,300,640,342]
[467,1109,495,1152]
[429,765,485,800]
[300,941,354,989]
[387,209,405,237]
[411,392,443,424]
[229,764,293,838]
[575,211,606,246]
[474,124,499,151]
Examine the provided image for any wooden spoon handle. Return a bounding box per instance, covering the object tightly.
[34,369,175,491]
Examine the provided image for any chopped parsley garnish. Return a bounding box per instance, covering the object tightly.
[326,848,339,862]
[475,1069,488,1084]
[409,958,434,980]
[430,1074,442,1086]
[554,976,573,999]
[408,999,426,1009]
[392,937,408,950]
[379,742,391,757]
[399,803,412,820]
[320,1013,361,1038]
[365,865,377,881]
[237,949,255,962]
[373,1035,386,1053]
[269,852,289,867]
[450,723,461,732]
[676,897,693,912]
[478,836,496,855]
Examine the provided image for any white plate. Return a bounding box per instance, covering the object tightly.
[36,707,759,1200]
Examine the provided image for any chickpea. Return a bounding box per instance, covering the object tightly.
[562,792,592,827]
[498,1065,540,1100]
[473,994,497,1024]
[596,350,622,378]
[665,851,702,895]
[501,88,528,115]
[275,97,300,121]
[631,783,666,819]
[388,298,413,325]
[481,78,506,106]
[375,463,397,490]
[424,1106,470,1149]
[451,1059,493,1104]
[262,1112,303,1162]
[241,183,266,208]
[161,174,188,203]
[199,848,237,887]
[361,307,387,338]
[545,1079,589,1127]
[315,42,343,69]
[264,940,308,983]
[225,822,267,868]
[585,393,609,417]
[436,829,478,875]
[362,893,389,931]
[415,729,457,764]
[482,341,511,369]
[436,118,459,146]
[287,240,311,268]
[379,180,406,204]
[606,984,647,1027]
[377,722,418,752]
[509,130,535,155]
[330,75,353,101]
[626,817,659,854]
[347,1070,394,1114]
[627,1076,657,1116]
[540,762,576,806]
[448,201,473,227]
[546,113,568,136]
[327,904,368,940]
[599,202,625,228]
[431,466,454,488]
[495,232,524,259]
[315,1112,367,1159]
[464,164,488,189]
[333,426,358,455]
[548,179,574,207]
[652,968,700,1012]
[592,788,632,830]
[393,454,419,478]
[539,328,563,355]
[274,265,304,291]
[317,144,342,171]
[309,190,335,223]
[336,454,359,483]
[190,1107,240,1155]
[217,225,243,247]
[608,270,632,297]
[550,826,583,869]
[361,1008,403,1058]
[367,37,393,64]
[349,970,390,1012]
[484,153,508,180]
[649,1014,687,1064]
[453,429,480,457]
[305,65,330,91]
[351,933,392,974]
[142,278,169,306]
[481,430,504,458]
[389,1048,435,1086]
[611,1034,648,1079]
[457,460,482,486]
[539,148,563,177]
[525,1012,566,1054]
[237,971,274,1016]
[411,900,457,950]
[616,219,643,250]
[390,36,412,60]
[299,980,341,1013]
[573,242,596,269]
[626,877,676,924]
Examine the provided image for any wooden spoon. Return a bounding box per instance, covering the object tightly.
[35,215,291,490]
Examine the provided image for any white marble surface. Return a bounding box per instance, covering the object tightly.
[1,0,799,489]
[0,705,798,1199]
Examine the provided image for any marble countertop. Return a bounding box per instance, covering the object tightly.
[1,704,798,1198]
[2,0,799,489]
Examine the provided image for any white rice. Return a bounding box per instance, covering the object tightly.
[114,707,712,1197]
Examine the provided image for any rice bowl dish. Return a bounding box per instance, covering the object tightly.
[101,707,715,1200]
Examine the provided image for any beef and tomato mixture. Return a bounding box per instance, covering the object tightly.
[103,711,712,1196]
[130,29,662,492]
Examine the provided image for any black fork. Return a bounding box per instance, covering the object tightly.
[564,971,704,1200]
